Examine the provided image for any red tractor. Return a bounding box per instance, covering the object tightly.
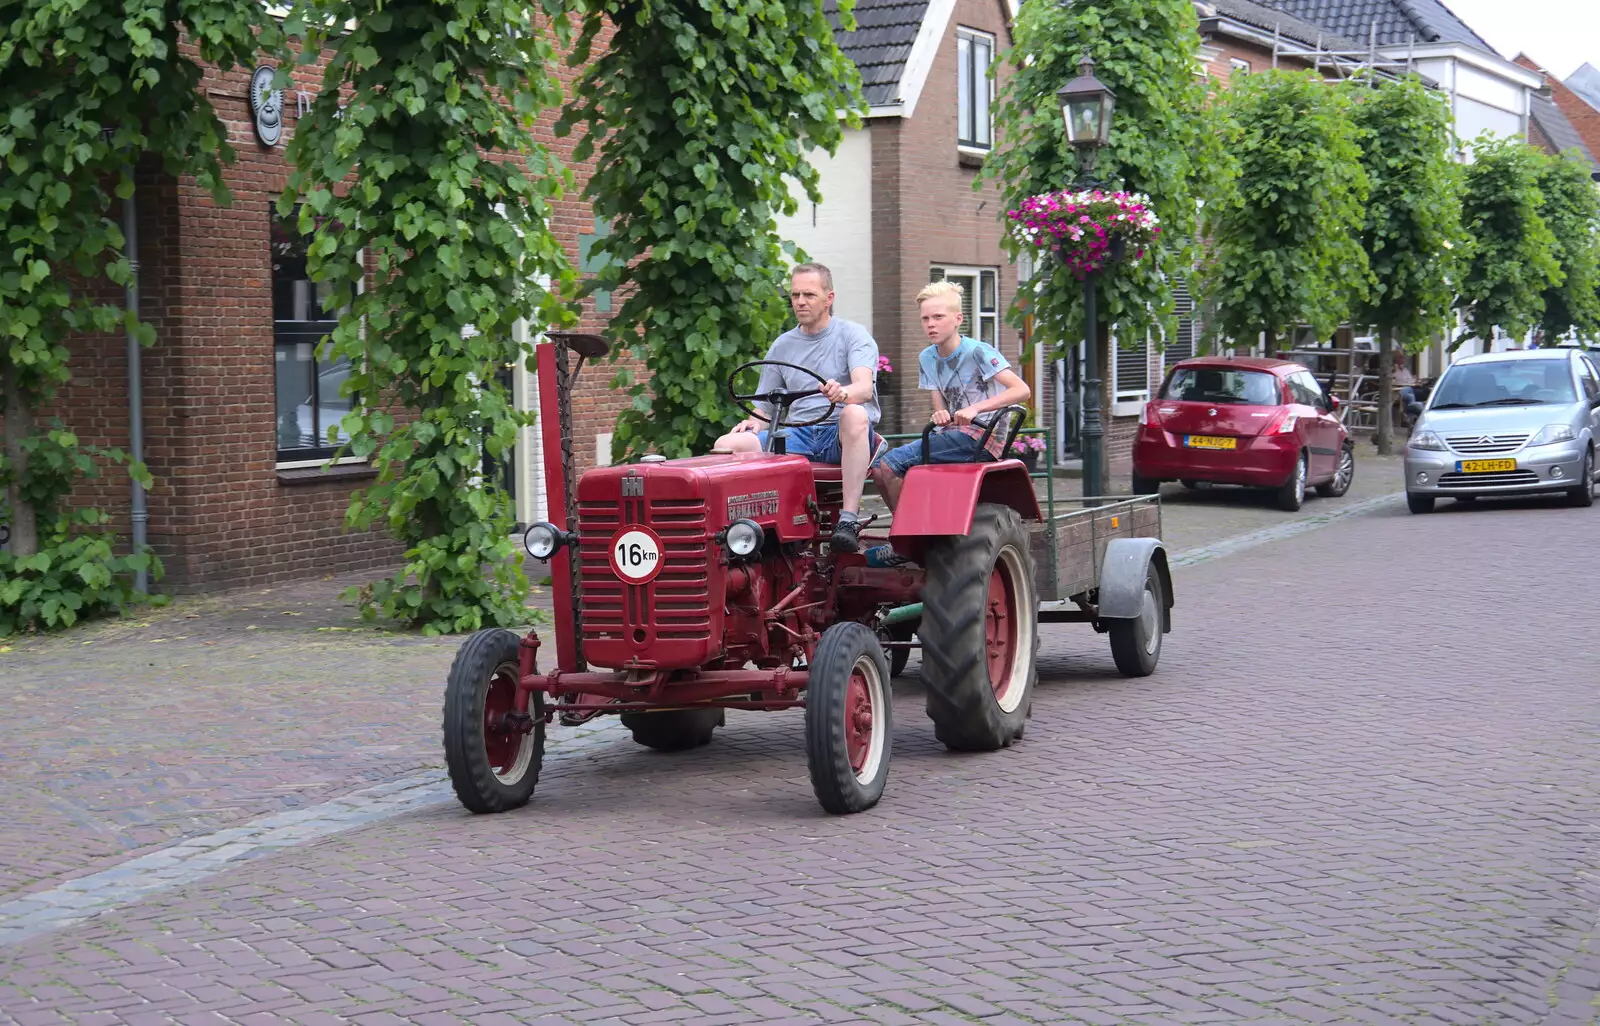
[443,337,1172,815]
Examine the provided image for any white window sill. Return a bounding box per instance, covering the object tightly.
[1111,399,1148,417]
[275,454,368,471]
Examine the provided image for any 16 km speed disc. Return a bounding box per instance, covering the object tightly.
[610,526,664,585]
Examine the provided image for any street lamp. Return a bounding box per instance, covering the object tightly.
[1057,56,1116,178]
[1055,56,1116,501]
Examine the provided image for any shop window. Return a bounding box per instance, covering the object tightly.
[271,205,356,465]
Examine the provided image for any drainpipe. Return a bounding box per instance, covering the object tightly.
[122,188,148,594]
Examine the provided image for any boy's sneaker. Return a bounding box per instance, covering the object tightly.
[864,544,913,568]
[830,517,862,553]
[870,433,889,467]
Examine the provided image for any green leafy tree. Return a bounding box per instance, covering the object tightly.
[1346,74,1463,455]
[1453,135,1561,350]
[283,0,578,633]
[560,0,864,459]
[1200,70,1370,358]
[984,0,1227,485]
[1,0,277,630]
[1533,150,1600,344]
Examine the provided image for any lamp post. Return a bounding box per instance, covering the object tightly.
[1056,56,1116,501]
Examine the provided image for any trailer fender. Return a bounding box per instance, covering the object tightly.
[1095,538,1173,632]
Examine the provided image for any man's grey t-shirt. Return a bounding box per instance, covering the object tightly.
[755,317,881,427]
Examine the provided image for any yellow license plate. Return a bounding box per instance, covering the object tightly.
[1185,435,1237,450]
[1458,459,1516,473]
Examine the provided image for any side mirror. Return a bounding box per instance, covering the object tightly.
[1327,395,1341,411]
[1406,401,1424,419]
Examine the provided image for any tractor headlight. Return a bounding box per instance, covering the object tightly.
[523,521,568,561]
[723,518,764,558]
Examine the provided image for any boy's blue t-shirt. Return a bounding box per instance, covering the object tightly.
[917,336,1014,457]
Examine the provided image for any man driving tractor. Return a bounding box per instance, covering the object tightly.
[712,262,886,553]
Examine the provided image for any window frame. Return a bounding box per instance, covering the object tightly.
[928,265,1000,348]
[271,203,365,468]
[956,27,995,153]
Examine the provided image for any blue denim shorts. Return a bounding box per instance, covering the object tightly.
[756,423,884,465]
[879,429,986,477]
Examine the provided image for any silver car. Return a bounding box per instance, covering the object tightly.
[1403,349,1600,513]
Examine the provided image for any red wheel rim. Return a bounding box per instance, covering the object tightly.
[985,566,1017,698]
[845,667,875,773]
[482,665,523,775]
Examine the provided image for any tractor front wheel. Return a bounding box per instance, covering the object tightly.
[620,708,725,751]
[805,622,893,815]
[443,629,544,814]
[921,503,1038,751]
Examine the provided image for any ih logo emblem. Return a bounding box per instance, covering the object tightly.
[621,473,644,498]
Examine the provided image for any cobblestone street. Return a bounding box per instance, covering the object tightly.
[3,460,1598,1024]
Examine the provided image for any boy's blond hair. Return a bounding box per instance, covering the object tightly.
[916,279,964,311]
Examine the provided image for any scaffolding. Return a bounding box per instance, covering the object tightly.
[1269,21,1421,82]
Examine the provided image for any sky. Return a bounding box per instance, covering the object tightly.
[1439,0,1598,80]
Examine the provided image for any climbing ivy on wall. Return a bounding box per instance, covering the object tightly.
[0,0,280,633]
[282,0,578,633]
[559,0,865,459]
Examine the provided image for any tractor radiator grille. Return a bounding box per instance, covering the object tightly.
[578,498,712,646]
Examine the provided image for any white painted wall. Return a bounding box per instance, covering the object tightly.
[773,128,875,335]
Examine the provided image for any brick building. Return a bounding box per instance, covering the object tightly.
[777,0,1022,438]
[35,43,620,593]
[1513,54,1600,171]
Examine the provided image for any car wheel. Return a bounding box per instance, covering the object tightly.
[1130,473,1160,496]
[1567,447,1595,507]
[1274,452,1306,512]
[1315,442,1355,498]
[1407,492,1435,514]
[1180,479,1202,491]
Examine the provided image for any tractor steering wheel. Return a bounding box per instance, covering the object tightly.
[727,360,839,430]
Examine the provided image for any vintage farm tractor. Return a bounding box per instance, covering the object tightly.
[442,335,1175,816]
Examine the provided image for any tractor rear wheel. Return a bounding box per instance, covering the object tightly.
[443,629,544,814]
[620,708,725,751]
[806,622,892,814]
[920,503,1038,751]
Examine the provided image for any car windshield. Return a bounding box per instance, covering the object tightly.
[1429,359,1577,408]
[1161,367,1281,406]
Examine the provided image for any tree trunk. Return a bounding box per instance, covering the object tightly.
[1263,327,1277,358]
[1376,327,1395,457]
[2,361,39,557]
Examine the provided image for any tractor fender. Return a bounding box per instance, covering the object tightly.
[1095,538,1174,632]
[888,462,1042,539]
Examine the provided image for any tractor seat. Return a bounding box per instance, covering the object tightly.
[810,464,845,483]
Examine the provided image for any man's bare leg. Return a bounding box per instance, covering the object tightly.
[837,405,870,516]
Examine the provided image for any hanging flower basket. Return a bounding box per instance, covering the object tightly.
[1006,189,1162,278]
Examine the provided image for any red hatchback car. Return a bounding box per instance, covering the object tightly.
[1131,357,1355,511]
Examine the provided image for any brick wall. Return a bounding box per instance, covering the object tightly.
[871,0,1018,437]
[38,28,622,593]
[1513,55,1600,160]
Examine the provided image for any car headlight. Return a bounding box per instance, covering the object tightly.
[723,518,764,558]
[1408,429,1446,451]
[1529,424,1576,446]
[523,521,567,561]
